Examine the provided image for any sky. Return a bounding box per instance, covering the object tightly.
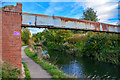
[1,0,119,35]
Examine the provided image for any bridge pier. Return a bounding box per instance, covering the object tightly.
[1,3,22,70]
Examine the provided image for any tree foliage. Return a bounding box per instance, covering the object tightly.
[32,33,42,43]
[44,29,72,44]
[82,33,119,64]
[32,29,73,51]
[82,8,99,22]
[21,28,31,45]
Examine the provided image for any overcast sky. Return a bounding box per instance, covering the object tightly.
[2,0,119,35]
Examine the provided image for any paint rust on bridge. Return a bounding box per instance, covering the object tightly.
[2,3,119,33]
[21,12,120,34]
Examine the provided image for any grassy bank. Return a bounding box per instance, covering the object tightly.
[22,62,31,79]
[2,62,21,78]
[21,44,26,47]
[24,47,73,78]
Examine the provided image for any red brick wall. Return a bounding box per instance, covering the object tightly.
[2,3,22,70]
[0,9,2,62]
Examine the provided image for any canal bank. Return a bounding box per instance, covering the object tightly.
[38,47,120,78]
[22,46,52,78]
[24,46,73,78]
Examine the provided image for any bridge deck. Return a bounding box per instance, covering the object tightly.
[22,12,120,33]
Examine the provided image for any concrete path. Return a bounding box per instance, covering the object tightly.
[21,46,52,78]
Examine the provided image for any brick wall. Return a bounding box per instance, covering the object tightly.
[0,5,2,63]
[2,3,22,70]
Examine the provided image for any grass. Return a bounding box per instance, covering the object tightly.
[21,44,26,47]
[2,62,21,78]
[24,47,74,78]
[22,62,31,79]
[0,64,1,80]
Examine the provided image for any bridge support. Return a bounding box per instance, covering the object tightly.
[2,3,22,70]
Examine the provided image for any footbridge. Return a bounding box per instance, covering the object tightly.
[1,3,120,70]
[22,12,120,33]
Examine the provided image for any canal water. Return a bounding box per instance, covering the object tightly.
[37,47,120,78]
[48,50,120,78]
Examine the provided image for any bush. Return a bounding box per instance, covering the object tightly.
[2,62,21,78]
[21,28,31,45]
[22,62,31,79]
[82,33,119,64]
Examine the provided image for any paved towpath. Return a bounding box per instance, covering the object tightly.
[22,46,52,78]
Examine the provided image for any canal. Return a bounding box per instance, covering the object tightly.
[37,47,120,78]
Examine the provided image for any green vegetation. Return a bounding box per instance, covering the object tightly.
[82,8,99,22]
[2,62,21,78]
[24,47,73,78]
[21,44,26,47]
[20,7,120,79]
[32,29,120,65]
[32,29,74,52]
[22,62,31,79]
[21,28,31,45]
[0,63,2,80]
[44,29,73,51]
[82,33,119,64]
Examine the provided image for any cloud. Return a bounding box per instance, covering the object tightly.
[37,28,44,32]
[54,7,62,11]
[44,2,63,15]
[2,0,119,2]
[73,0,118,24]
[71,13,83,19]
[70,4,81,13]
[35,3,45,9]
[28,28,45,36]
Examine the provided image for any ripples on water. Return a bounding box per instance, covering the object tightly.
[37,47,120,79]
[47,50,120,78]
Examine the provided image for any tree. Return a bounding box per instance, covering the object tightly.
[81,8,99,33]
[21,28,31,44]
[35,29,73,50]
[82,8,99,22]
[44,29,73,44]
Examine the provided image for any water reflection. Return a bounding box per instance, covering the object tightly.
[48,50,120,78]
[41,51,48,55]
[36,46,120,78]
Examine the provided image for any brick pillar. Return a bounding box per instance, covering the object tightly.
[2,3,22,70]
[0,2,2,64]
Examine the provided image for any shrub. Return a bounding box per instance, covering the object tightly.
[82,33,119,64]
[22,62,31,79]
[2,62,21,78]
